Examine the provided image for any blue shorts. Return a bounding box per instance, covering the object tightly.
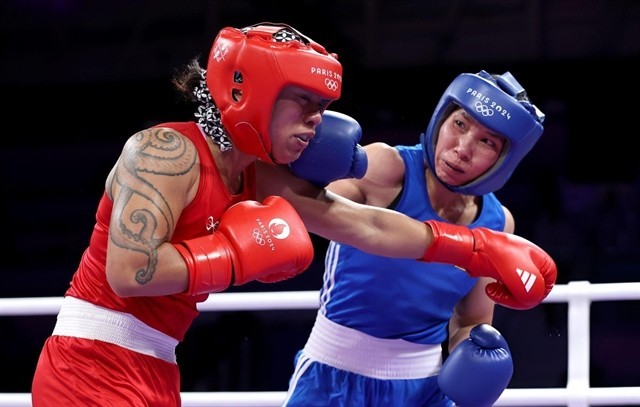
[282,350,453,407]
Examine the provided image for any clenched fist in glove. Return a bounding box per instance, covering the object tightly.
[289,110,368,187]
[174,196,314,295]
[421,220,556,310]
[438,324,513,407]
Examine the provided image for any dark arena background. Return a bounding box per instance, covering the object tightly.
[1,1,639,405]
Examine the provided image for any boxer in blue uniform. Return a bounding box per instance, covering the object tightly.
[283,71,547,406]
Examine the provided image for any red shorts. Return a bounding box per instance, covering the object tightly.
[32,336,181,406]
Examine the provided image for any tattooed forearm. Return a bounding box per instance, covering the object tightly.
[109,128,198,285]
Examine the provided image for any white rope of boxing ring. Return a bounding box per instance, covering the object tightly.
[1,280,639,407]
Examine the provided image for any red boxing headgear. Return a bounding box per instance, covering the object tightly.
[206,23,343,163]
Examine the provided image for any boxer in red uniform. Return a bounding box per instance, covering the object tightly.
[32,22,556,406]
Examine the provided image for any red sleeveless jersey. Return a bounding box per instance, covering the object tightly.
[65,122,256,341]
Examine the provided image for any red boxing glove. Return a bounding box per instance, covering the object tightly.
[421,220,557,310]
[175,196,314,295]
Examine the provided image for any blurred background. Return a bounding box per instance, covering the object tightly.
[1,0,639,397]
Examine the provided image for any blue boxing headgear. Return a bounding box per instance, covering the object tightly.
[420,70,545,195]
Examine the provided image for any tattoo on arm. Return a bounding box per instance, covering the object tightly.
[109,128,197,285]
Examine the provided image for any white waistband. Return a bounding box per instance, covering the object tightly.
[302,312,442,379]
[52,296,178,364]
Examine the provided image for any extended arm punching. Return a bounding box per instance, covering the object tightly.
[285,110,557,310]
[289,110,368,187]
[174,196,314,295]
[421,220,556,310]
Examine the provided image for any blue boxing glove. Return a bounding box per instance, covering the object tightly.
[289,110,368,187]
[438,324,513,407]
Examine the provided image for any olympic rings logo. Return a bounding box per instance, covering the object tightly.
[474,101,494,116]
[252,228,266,246]
[325,78,338,91]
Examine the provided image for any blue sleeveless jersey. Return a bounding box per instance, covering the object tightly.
[320,144,505,345]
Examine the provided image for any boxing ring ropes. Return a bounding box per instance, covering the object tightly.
[1,281,639,407]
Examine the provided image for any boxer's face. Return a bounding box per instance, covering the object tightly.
[433,108,505,187]
[269,86,331,164]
